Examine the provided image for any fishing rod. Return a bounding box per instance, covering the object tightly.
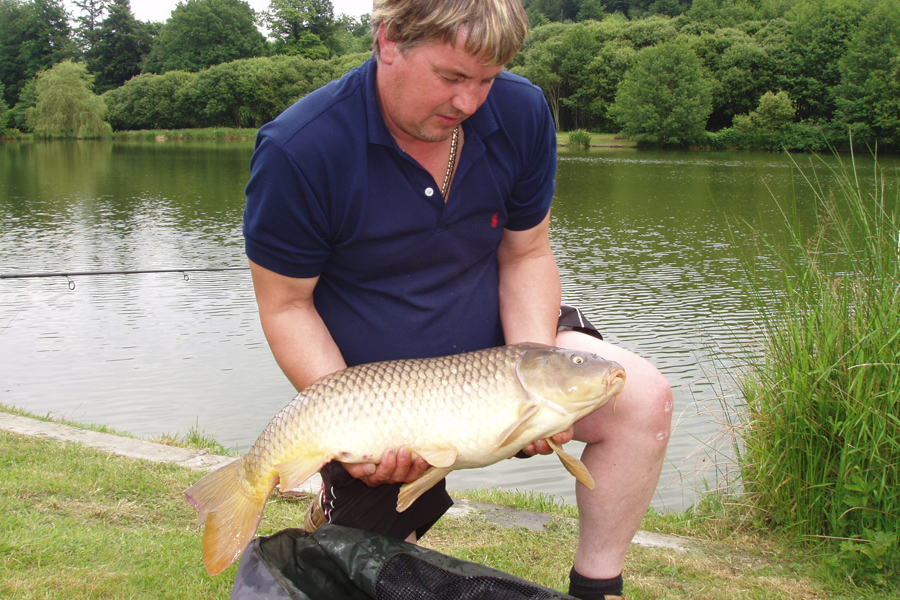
[0,267,250,290]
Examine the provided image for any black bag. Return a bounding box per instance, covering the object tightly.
[231,524,577,600]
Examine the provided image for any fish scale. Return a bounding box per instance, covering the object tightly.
[185,343,625,576]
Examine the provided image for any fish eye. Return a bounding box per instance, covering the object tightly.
[571,355,585,365]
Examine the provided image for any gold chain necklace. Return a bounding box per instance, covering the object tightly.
[440,125,460,198]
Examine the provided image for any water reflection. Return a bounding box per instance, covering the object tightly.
[0,141,865,511]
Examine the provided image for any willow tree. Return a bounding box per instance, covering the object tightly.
[28,60,112,138]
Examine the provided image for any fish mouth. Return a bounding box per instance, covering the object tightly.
[607,368,627,394]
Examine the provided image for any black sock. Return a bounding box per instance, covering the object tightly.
[567,568,624,600]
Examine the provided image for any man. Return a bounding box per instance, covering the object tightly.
[243,1,672,598]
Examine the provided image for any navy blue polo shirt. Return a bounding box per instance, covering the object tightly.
[244,58,556,367]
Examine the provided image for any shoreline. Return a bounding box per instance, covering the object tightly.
[0,410,688,552]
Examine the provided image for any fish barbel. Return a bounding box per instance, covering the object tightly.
[185,343,626,575]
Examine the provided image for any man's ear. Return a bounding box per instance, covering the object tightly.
[377,24,399,65]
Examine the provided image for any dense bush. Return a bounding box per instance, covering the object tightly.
[103,52,369,131]
[104,70,197,130]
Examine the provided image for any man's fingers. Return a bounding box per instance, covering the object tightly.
[552,426,575,445]
[390,448,413,483]
[343,461,376,479]
[407,456,430,482]
[345,448,431,487]
[518,427,576,457]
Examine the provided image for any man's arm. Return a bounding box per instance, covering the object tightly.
[497,212,573,454]
[248,259,429,485]
[497,211,561,347]
[248,259,346,390]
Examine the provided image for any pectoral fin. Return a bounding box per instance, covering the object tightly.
[546,439,595,490]
[275,454,328,492]
[490,403,539,453]
[396,466,453,512]
[413,447,458,468]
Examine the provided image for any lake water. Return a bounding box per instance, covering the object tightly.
[0,140,859,511]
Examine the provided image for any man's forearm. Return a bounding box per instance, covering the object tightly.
[498,252,561,347]
[261,304,347,391]
[249,260,347,391]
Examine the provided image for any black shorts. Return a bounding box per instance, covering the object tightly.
[317,304,603,541]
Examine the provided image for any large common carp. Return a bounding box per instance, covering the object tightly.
[185,343,626,575]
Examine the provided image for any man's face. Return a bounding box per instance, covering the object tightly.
[377,28,505,144]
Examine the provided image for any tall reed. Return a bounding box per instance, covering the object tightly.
[735,147,899,585]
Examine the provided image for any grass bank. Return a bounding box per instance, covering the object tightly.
[3,128,635,147]
[113,127,258,142]
[559,131,637,149]
[2,412,895,599]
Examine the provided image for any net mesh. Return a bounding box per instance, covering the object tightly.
[375,553,564,600]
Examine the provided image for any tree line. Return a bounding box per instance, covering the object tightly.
[0,0,370,131]
[512,0,899,149]
[1,0,898,150]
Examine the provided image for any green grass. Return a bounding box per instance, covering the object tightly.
[557,131,636,149]
[150,420,239,456]
[0,402,235,455]
[0,430,308,599]
[112,127,258,142]
[733,147,900,586]
[0,402,134,437]
[2,426,898,599]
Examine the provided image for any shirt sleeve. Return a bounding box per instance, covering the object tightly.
[504,89,557,232]
[243,133,332,279]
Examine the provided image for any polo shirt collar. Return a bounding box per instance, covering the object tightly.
[363,56,501,150]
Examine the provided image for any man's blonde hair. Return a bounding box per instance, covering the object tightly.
[372,0,529,66]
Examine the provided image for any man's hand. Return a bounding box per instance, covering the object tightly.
[342,448,431,487]
[519,426,575,456]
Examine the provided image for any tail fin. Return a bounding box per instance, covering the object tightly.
[184,460,271,575]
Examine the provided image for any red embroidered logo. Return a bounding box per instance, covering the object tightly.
[491,214,498,228]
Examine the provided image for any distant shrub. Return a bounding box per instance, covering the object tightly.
[567,129,592,148]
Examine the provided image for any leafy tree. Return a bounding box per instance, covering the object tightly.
[753,90,794,130]
[89,0,152,93]
[577,0,605,21]
[834,0,900,145]
[692,28,777,128]
[782,0,865,121]
[553,23,603,129]
[580,39,636,131]
[525,0,580,22]
[143,0,266,73]
[647,0,688,17]
[0,0,23,106]
[11,74,37,130]
[731,90,796,149]
[0,82,9,131]
[511,37,565,128]
[183,54,337,126]
[266,0,335,58]
[686,0,760,28]
[329,13,371,55]
[610,37,713,145]
[71,0,108,56]
[0,0,74,106]
[28,59,112,138]
[619,14,679,48]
